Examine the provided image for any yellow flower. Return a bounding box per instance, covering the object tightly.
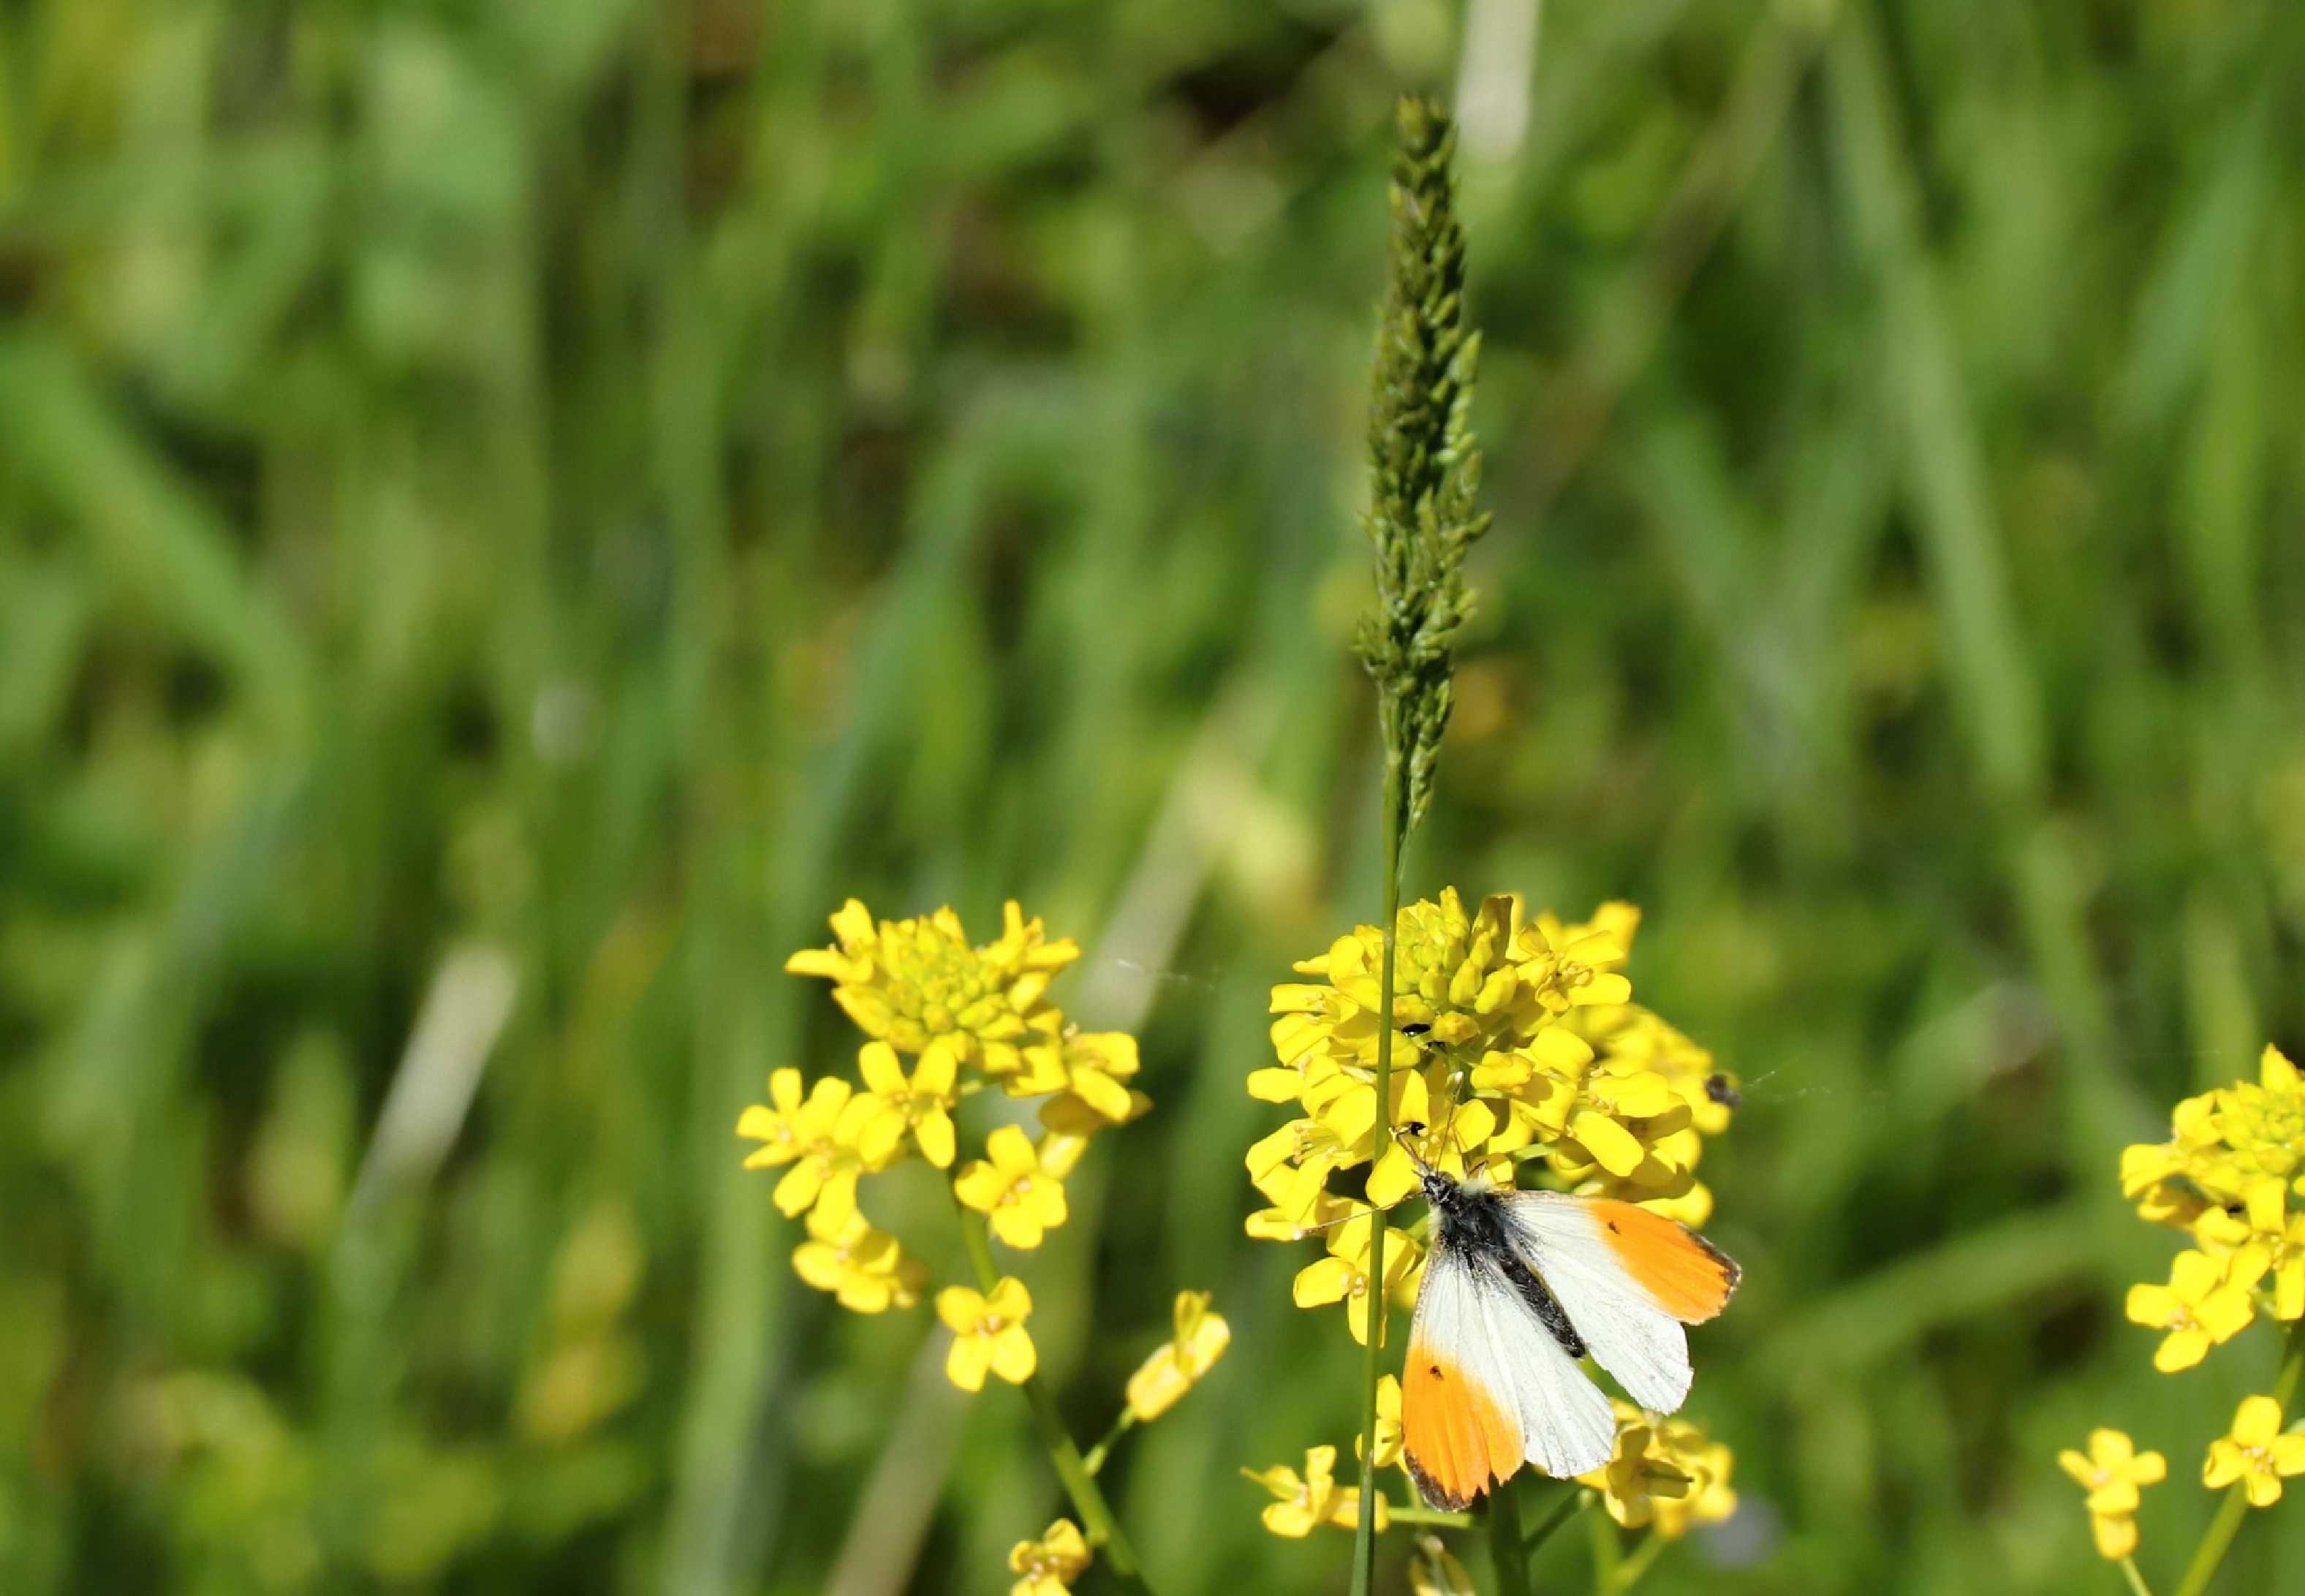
[1355,1374,1402,1471]
[1579,1412,1691,1529]
[1244,1177,1358,1244]
[1594,1008,1738,1136]
[1408,1533,1477,1595]
[2125,1249,2263,1371]
[1007,1029,1142,1122]
[1246,1113,1373,1228]
[1292,1215,1422,1346]
[1124,1290,1231,1422]
[1365,1091,1503,1207]
[1577,1402,1736,1538]
[1007,1519,1090,1596]
[1647,1427,1736,1540]
[2192,1175,2305,1320]
[936,1277,1036,1391]
[790,1204,924,1313]
[1545,1056,1694,1184]
[955,1125,1070,1249]
[2203,1396,2305,1506]
[787,899,1075,1073]
[855,1040,961,1168]
[1242,1445,1390,1537]
[1513,909,1634,1016]
[735,1070,889,1225]
[1036,1089,1147,1180]
[2059,1429,2165,1559]
[735,1067,814,1170]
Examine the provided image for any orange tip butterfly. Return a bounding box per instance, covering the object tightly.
[1399,1160,1739,1510]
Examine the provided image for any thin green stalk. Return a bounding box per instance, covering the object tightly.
[1521,1489,1589,1570]
[1388,1505,1477,1529]
[2171,1317,2305,1596]
[1588,1503,1622,1595]
[2173,1478,2251,1596]
[1350,755,1407,1596]
[2122,1556,2157,1596]
[1485,1479,1532,1596]
[953,1200,1155,1594]
[1349,91,1485,1596]
[1611,1533,1667,1592]
[1082,1407,1137,1476]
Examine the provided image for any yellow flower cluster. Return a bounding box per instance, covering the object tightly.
[2065,1043,2305,1569]
[742,900,1146,1391]
[1243,892,1741,1551]
[2120,1045,2305,1366]
[1578,1401,1738,1538]
[1249,891,1736,1350]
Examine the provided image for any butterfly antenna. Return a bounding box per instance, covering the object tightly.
[1389,1122,1437,1177]
[1297,1203,1377,1238]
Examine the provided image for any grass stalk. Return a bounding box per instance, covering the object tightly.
[1347,90,1486,1596]
[1350,756,1407,1596]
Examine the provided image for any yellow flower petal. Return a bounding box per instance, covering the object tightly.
[2089,1511,2138,1560]
[2233,1396,2282,1448]
[946,1334,992,1391]
[857,1041,906,1095]
[1293,1257,1354,1308]
[917,1109,956,1168]
[990,1324,1038,1384]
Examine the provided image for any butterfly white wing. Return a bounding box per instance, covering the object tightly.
[1496,1190,1737,1415]
[1403,1236,1615,1506]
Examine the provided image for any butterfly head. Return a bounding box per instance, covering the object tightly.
[1396,1122,1481,1213]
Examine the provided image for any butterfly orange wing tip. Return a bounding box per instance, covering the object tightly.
[1401,1346,1515,1510]
[1589,1200,1741,1323]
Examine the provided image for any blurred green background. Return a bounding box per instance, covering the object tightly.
[4,0,2304,1592]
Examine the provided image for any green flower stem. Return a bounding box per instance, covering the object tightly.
[1350,753,1408,1596]
[2171,1470,2250,1596]
[1611,1532,1668,1592]
[2170,1316,2305,1596]
[1083,1407,1138,1477]
[2122,1556,2157,1596]
[952,1199,1155,1594]
[1388,1505,1476,1529]
[1521,1489,1591,1570]
[1485,1480,1532,1596]
[1588,1504,1623,1595]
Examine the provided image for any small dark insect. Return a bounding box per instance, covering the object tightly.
[1401,1022,1431,1037]
[1704,1073,1743,1110]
